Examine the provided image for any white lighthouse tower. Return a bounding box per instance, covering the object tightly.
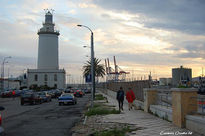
[27,10,66,89]
[37,10,59,70]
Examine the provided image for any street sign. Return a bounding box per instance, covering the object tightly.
[85,74,92,83]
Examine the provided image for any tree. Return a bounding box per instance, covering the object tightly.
[83,58,105,82]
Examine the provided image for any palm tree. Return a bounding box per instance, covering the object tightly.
[83,58,105,82]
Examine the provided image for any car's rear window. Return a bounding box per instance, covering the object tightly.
[62,94,72,97]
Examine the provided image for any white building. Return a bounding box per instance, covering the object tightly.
[159,78,172,86]
[27,10,66,89]
[0,78,20,90]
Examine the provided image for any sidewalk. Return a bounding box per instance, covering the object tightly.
[100,91,203,136]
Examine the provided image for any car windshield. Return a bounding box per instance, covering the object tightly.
[22,93,33,97]
[38,92,45,95]
[61,94,72,97]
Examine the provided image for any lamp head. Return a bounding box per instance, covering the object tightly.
[77,24,82,27]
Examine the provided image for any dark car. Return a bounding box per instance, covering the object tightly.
[20,93,43,105]
[0,106,5,134]
[64,89,72,93]
[37,92,51,102]
[52,89,62,98]
[1,91,12,98]
[74,90,83,97]
[58,93,77,105]
[83,88,91,94]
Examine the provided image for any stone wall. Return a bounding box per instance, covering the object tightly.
[98,80,151,101]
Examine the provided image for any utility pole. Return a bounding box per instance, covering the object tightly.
[77,24,95,108]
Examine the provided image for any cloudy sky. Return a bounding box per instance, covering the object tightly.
[0,0,205,82]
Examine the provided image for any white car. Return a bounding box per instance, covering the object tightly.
[0,106,5,135]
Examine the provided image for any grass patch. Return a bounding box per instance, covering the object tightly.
[92,126,137,136]
[85,103,120,116]
[86,107,120,116]
[95,94,106,100]
[93,103,101,108]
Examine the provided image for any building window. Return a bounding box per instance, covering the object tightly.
[44,74,48,81]
[54,74,57,81]
[34,75,38,81]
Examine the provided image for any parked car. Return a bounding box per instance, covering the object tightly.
[0,106,5,135]
[74,90,83,97]
[37,92,51,102]
[52,89,62,98]
[64,89,72,93]
[20,89,33,95]
[83,88,91,94]
[1,90,12,98]
[1,89,31,98]
[20,93,43,105]
[58,93,77,105]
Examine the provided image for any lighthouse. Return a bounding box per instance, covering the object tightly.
[27,10,66,89]
[37,11,59,70]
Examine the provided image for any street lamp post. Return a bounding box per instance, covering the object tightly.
[1,56,11,91]
[77,24,95,108]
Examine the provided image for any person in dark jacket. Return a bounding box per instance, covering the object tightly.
[116,87,125,111]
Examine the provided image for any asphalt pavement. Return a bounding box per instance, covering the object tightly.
[0,94,90,136]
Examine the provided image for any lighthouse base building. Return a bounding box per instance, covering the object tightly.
[27,10,66,89]
[27,69,65,89]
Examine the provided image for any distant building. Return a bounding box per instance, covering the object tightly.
[192,76,205,88]
[27,10,66,89]
[172,66,192,87]
[0,78,20,90]
[159,78,172,86]
[17,73,27,88]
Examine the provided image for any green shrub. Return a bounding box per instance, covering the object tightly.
[95,94,106,100]
[92,126,138,136]
[85,107,120,116]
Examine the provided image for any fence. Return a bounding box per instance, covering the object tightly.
[156,89,172,108]
[189,95,205,115]
[98,80,151,102]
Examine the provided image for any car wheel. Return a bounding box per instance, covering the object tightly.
[59,102,63,106]
[21,101,24,105]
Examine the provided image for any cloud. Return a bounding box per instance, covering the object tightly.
[93,0,205,35]
[1,0,205,79]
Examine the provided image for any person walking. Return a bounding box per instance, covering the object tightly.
[126,88,136,110]
[116,87,124,111]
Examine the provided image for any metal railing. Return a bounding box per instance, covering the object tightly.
[189,95,205,115]
[156,90,172,108]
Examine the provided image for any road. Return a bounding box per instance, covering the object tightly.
[0,94,90,136]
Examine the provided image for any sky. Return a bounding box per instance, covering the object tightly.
[0,0,205,83]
